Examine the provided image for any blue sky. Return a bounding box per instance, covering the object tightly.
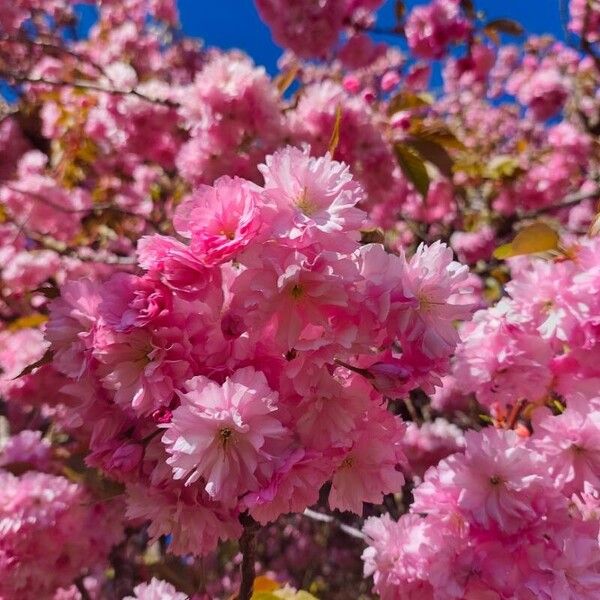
[180,0,568,74]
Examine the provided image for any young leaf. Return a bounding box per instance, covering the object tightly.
[275,63,299,95]
[406,138,454,178]
[484,18,524,38]
[395,0,405,21]
[493,222,560,259]
[328,104,343,155]
[13,348,54,379]
[387,91,431,115]
[394,144,430,197]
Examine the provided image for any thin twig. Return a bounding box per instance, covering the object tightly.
[1,72,177,107]
[505,398,526,430]
[74,577,92,600]
[303,508,366,540]
[522,187,599,218]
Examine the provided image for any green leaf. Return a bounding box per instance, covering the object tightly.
[410,121,465,151]
[394,144,430,197]
[406,138,454,178]
[387,91,432,116]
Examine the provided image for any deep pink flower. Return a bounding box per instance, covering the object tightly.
[174,176,262,266]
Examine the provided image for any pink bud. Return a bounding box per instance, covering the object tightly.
[342,74,361,94]
[381,70,401,92]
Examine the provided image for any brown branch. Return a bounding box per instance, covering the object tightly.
[238,513,260,600]
[1,72,178,108]
[0,33,107,79]
[521,187,599,218]
[74,577,92,600]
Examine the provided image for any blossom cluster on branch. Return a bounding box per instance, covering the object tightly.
[1,0,600,598]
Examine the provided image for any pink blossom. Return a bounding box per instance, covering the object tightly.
[125,482,241,556]
[174,176,262,265]
[0,430,51,471]
[329,408,405,514]
[124,578,187,600]
[46,278,103,379]
[162,367,290,500]
[396,241,475,359]
[99,272,172,332]
[137,234,222,299]
[0,471,123,600]
[531,402,600,495]
[405,0,471,59]
[258,146,366,248]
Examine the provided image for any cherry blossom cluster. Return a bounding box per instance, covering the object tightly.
[254,0,385,59]
[455,236,600,413]
[0,468,123,600]
[363,420,600,599]
[2,0,600,596]
[43,145,474,558]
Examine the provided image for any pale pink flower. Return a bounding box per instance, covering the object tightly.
[405,0,471,59]
[532,402,600,495]
[162,367,290,500]
[124,578,187,600]
[125,482,241,556]
[329,408,405,514]
[258,146,366,249]
[452,428,549,533]
[0,430,51,471]
[397,241,475,359]
[244,448,331,524]
[46,278,103,379]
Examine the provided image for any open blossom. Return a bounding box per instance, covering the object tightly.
[162,367,290,500]
[454,301,553,409]
[96,325,194,415]
[0,430,51,470]
[137,234,222,299]
[124,578,187,600]
[531,402,600,495]
[255,0,347,59]
[0,471,123,600]
[46,278,103,379]
[244,448,331,525]
[329,408,406,514]
[174,176,262,265]
[258,146,366,248]
[125,482,241,556]
[396,241,475,359]
[232,246,359,353]
[415,428,549,534]
[99,272,172,332]
[405,0,471,59]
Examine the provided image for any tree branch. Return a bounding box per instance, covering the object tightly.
[522,187,599,218]
[0,72,177,108]
[238,513,259,600]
